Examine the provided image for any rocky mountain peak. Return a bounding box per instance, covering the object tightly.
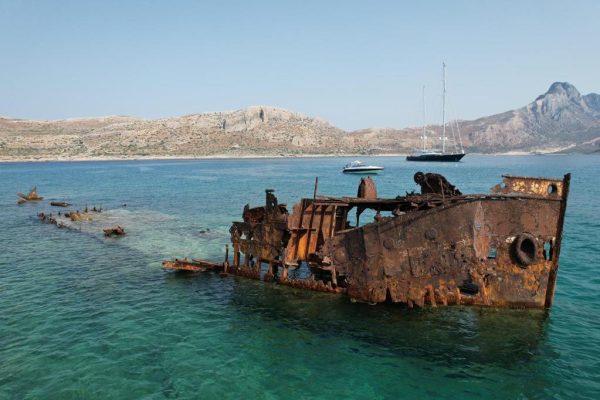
[543,82,580,98]
[529,81,589,119]
[534,82,583,104]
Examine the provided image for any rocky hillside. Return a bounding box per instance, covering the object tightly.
[460,82,600,153]
[1,83,599,160]
[352,82,600,154]
[0,107,348,159]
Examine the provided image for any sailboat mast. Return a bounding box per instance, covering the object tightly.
[442,62,446,154]
[422,85,426,151]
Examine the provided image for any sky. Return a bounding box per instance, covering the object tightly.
[0,0,598,130]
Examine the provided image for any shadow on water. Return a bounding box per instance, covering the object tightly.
[166,270,551,370]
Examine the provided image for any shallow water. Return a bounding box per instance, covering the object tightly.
[1,155,599,399]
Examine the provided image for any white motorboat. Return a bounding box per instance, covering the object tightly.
[342,160,384,174]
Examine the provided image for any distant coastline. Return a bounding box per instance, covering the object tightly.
[0,153,400,163]
[0,151,580,163]
[2,82,599,159]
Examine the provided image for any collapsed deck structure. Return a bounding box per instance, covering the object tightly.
[164,172,570,309]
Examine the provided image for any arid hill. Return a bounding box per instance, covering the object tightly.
[1,82,599,160]
[461,82,600,153]
[352,82,600,154]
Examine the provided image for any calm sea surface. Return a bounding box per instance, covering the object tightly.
[1,155,599,399]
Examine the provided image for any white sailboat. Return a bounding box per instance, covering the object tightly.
[407,63,466,162]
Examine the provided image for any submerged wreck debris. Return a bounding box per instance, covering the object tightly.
[83,205,103,213]
[36,205,116,237]
[163,171,571,309]
[103,225,126,237]
[162,259,222,272]
[37,212,72,230]
[17,187,43,204]
[50,201,71,207]
[38,212,57,224]
[65,210,93,222]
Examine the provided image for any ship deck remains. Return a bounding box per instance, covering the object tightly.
[164,172,570,309]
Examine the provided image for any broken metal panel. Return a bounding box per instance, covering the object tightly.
[230,220,287,262]
[474,198,561,307]
[230,189,290,265]
[323,192,564,308]
[285,200,339,265]
[491,175,564,197]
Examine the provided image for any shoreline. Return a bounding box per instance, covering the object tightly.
[0,151,576,163]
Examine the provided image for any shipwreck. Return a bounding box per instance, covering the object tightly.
[163,172,570,309]
[17,187,43,204]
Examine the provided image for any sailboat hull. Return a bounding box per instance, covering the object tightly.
[406,153,466,162]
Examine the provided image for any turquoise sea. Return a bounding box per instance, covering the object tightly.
[1,155,599,399]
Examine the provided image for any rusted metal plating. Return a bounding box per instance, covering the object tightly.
[17,187,43,204]
[166,172,570,308]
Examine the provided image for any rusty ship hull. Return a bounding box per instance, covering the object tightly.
[165,172,570,309]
